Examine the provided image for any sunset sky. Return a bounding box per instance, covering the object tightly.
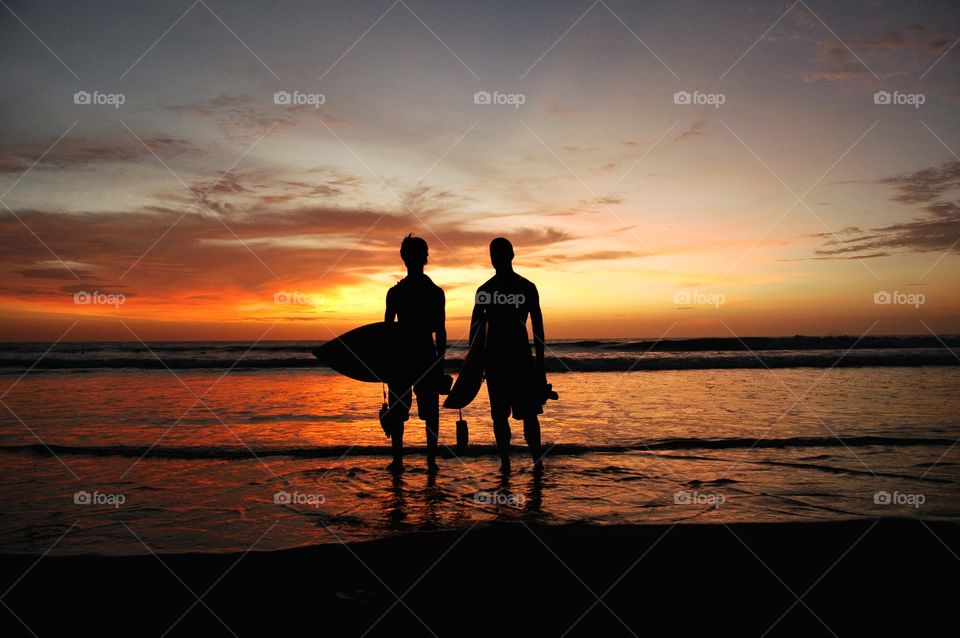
[1,0,958,341]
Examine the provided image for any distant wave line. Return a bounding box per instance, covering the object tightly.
[0,351,957,372]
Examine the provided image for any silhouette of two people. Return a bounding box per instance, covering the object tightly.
[383,235,545,473]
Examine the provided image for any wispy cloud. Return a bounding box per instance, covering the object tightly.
[813,160,960,256]
[674,118,707,143]
[0,136,196,174]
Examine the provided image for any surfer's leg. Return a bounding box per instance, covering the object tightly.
[424,417,439,470]
[493,418,511,472]
[487,372,513,472]
[414,382,440,471]
[523,415,543,469]
[389,424,404,471]
[386,382,412,471]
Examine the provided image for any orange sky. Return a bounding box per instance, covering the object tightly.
[1,1,958,341]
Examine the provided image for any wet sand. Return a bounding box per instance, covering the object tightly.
[2,518,957,636]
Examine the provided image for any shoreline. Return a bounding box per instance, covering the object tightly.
[3,518,957,636]
[3,433,955,461]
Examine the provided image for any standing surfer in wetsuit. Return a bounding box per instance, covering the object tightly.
[470,237,545,473]
[383,234,446,473]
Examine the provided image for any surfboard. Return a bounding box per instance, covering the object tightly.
[443,329,485,409]
[312,322,413,383]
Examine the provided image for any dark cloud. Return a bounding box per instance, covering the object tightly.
[812,160,960,257]
[185,107,295,143]
[14,267,98,280]
[879,160,960,204]
[286,105,355,128]
[857,23,955,57]
[0,188,574,307]
[169,93,352,142]
[780,8,959,83]
[172,168,366,215]
[803,39,876,82]
[541,250,642,263]
[400,186,467,216]
[0,136,196,174]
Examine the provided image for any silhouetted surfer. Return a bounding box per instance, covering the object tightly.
[383,235,446,473]
[470,237,545,472]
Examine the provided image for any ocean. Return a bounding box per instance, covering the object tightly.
[0,337,957,554]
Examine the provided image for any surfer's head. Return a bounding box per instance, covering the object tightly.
[489,237,514,272]
[400,234,429,269]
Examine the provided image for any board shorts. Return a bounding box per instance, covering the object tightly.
[485,354,543,421]
[385,353,441,423]
[386,380,439,422]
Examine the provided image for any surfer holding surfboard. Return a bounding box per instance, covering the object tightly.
[314,234,553,474]
[381,235,446,473]
[469,237,547,473]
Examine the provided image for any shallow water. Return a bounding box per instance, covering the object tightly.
[0,366,957,554]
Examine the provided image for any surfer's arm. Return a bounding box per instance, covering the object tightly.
[530,285,545,370]
[384,288,397,323]
[469,291,485,347]
[435,289,446,366]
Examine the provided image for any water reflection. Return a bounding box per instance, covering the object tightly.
[381,469,451,531]
[384,471,406,529]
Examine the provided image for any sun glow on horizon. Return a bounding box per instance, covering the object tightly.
[1,1,958,341]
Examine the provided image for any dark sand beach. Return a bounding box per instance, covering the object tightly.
[3,518,957,636]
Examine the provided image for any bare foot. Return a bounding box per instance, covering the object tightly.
[427,460,439,474]
[386,460,404,473]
